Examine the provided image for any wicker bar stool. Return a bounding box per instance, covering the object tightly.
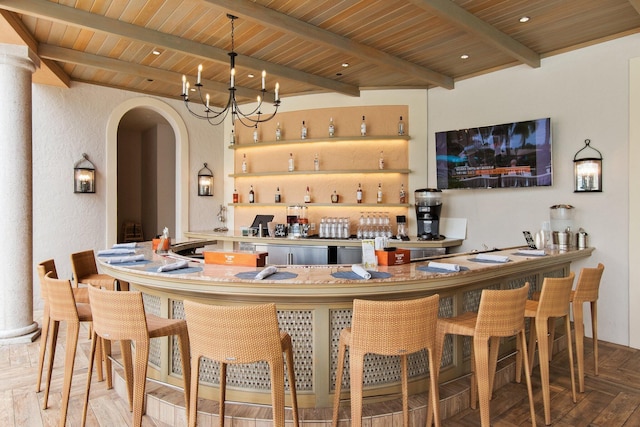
[35,259,92,393]
[572,263,605,392]
[435,284,536,427]
[519,273,577,425]
[183,300,299,427]
[81,286,191,427]
[42,272,103,427]
[332,295,441,427]
[71,249,127,291]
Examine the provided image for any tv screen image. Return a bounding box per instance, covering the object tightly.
[435,118,552,189]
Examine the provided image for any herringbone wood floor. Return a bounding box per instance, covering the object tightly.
[2,313,640,426]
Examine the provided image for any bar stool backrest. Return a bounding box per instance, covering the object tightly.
[87,286,149,342]
[37,259,57,297]
[574,263,604,303]
[475,284,529,339]
[184,301,282,364]
[538,273,575,317]
[45,272,79,322]
[351,294,439,356]
[70,250,99,287]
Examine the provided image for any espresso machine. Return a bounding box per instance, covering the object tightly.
[415,188,444,240]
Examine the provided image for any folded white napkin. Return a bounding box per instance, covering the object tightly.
[112,242,137,249]
[475,253,510,263]
[428,261,460,271]
[105,254,145,264]
[255,266,278,280]
[157,260,189,272]
[98,248,136,256]
[351,264,371,280]
[517,249,545,256]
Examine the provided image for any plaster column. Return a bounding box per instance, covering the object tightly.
[0,44,40,343]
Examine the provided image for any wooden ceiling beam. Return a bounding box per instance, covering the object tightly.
[202,0,454,89]
[0,0,360,97]
[0,9,70,87]
[629,0,640,15]
[409,0,541,68]
[37,44,273,103]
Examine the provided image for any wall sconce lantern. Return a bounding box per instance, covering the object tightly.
[198,163,213,196]
[74,153,96,193]
[574,139,602,192]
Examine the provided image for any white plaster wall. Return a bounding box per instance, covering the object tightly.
[32,82,223,307]
[629,57,640,349]
[428,34,640,346]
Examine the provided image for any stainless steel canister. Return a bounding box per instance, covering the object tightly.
[577,230,588,249]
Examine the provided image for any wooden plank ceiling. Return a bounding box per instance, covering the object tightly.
[0,0,639,107]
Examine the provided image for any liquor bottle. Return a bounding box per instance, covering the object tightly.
[314,153,320,171]
[328,117,335,137]
[398,116,405,136]
[230,129,236,145]
[288,152,295,172]
[304,186,311,203]
[242,153,248,173]
[377,183,383,204]
[301,120,307,139]
[360,115,366,136]
[331,190,339,203]
[378,151,384,170]
[232,188,239,203]
[356,183,363,203]
[275,122,282,141]
[399,183,406,203]
[253,125,258,143]
[275,186,281,203]
[248,185,255,203]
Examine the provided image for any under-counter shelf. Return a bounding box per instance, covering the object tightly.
[228,134,410,149]
[229,203,411,207]
[229,168,411,178]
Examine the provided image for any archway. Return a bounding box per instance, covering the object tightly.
[106,97,189,246]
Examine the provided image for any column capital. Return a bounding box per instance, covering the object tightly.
[0,43,40,72]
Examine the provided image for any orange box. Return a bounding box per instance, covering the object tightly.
[204,251,268,267]
[152,237,171,251]
[375,248,410,266]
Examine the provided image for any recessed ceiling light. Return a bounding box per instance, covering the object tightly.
[247,73,255,78]
[341,63,349,68]
[519,16,530,23]
[460,54,469,60]
[151,49,162,56]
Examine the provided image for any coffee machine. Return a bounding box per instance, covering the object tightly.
[415,188,444,240]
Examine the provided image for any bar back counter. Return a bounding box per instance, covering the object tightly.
[97,242,593,412]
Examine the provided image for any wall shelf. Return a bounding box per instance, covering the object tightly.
[230,169,411,178]
[229,135,410,149]
[229,203,411,208]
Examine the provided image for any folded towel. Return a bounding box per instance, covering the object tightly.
[98,248,136,256]
[351,264,371,280]
[516,249,546,256]
[428,261,460,271]
[475,253,510,263]
[112,242,137,249]
[105,254,145,264]
[157,260,189,272]
[255,266,278,280]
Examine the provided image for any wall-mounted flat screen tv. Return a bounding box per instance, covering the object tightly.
[435,118,552,189]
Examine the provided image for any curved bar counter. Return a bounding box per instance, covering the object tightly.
[97,242,593,411]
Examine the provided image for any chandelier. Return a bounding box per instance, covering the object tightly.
[181,14,280,127]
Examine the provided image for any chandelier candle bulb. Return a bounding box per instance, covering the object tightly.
[205,93,210,109]
[230,68,235,88]
[185,82,189,99]
[181,75,186,95]
[275,82,279,101]
[261,70,266,90]
[197,64,202,85]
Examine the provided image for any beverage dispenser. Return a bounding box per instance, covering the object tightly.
[415,188,444,240]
